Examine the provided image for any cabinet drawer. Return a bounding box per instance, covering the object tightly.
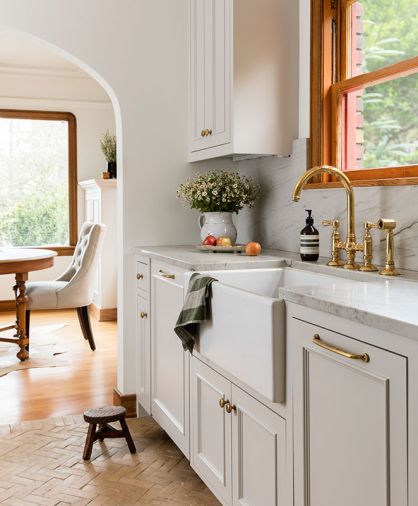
[136,261,149,294]
[151,261,186,288]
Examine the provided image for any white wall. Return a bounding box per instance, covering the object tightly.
[0,72,115,300]
[0,0,208,394]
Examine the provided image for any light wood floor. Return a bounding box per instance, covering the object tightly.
[0,309,117,426]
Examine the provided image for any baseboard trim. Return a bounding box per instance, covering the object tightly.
[113,388,136,418]
[90,303,117,322]
[0,300,15,312]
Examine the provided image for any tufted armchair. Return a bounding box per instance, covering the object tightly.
[25,222,106,350]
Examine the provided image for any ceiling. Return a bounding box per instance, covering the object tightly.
[0,27,90,78]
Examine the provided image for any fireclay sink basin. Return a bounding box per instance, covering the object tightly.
[184,267,349,403]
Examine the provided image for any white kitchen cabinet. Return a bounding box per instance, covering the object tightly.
[191,356,287,506]
[188,0,298,161]
[135,256,151,417]
[289,316,408,506]
[136,294,150,414]
[231,384,287,506]
[151,261,190,457]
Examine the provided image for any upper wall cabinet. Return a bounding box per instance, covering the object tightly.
[188,0,298,162]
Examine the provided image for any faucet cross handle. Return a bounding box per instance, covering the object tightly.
[359,221,379,272]
[322,219,340,229]
[322,219,343,267]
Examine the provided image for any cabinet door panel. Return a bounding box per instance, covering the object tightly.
[136,295,150,414]
[151,265,189,457]
[204,0,231,149]
[189,0,231,154]
[291,319,407,506]
[189,0,206,151]
[191,358,232,505]
[231,385,287,506]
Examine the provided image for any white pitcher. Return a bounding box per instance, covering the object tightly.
[199,212,237,244]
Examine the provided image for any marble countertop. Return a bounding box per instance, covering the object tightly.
[280,271,418,341]
[135,245,418,340]
[135,245,289,270]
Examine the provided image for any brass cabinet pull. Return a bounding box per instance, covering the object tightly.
[140,311,148,319]
[312,334,370,363]
[137,273,144,280]
[158,270,175,280]
[225,402,237,414]
[201,129,206,137]
[219,398,227,409]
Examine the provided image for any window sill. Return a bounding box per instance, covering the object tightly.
[30,245,75,257]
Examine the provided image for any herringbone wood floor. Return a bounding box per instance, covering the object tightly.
[0,414,219,505]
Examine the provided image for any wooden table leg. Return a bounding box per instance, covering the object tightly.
[15,273,29,362]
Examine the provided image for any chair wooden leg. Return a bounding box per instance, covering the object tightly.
[119,417,136,454]
[25,310,30,352]
[76,306,96,351]
[83,423,97,460]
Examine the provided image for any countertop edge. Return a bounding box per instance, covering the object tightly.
[134,245,291,271]
[280,288,418,342]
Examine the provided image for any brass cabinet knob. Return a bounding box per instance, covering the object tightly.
[225,402,236,414]
[201,129,206,137]
[140,311,148,319]
[208,129,212,135]
[219,398,227,409]
[137,273,144,280]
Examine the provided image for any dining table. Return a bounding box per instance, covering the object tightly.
[0,248,57,361]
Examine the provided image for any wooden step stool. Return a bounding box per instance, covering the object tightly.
[83,405,136,460]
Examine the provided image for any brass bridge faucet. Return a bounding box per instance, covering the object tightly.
[292,166,362,269]
[291,165,400,275]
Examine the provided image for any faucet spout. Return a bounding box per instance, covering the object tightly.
[292,165,356,244]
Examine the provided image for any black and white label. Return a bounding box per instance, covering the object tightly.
[300,234,319,254]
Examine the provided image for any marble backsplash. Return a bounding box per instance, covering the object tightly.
[237,138,418,272]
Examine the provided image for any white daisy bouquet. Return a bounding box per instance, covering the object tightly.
[177,170,261,214]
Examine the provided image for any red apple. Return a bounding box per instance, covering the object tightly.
[245,241,262,256]
[202,235,217,246]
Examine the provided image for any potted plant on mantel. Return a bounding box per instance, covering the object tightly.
[177,170,261,244]
[100,130,117,179]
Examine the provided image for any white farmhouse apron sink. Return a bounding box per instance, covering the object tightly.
[185,267,347,403]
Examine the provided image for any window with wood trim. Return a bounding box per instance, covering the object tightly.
[0,110,77,254]
[311,0,418,186]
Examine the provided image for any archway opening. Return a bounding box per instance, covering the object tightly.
[0,26,122,424]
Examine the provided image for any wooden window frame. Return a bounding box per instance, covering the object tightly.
[310,0,418,188]
[0,109,77,255]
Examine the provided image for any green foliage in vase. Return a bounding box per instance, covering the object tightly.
[177,170,261,214]
[100,130,116,163]
[360,0,418,168]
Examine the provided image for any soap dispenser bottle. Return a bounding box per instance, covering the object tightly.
[300,210,319,261]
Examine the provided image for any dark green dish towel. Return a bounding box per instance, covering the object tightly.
[174,272,217,353]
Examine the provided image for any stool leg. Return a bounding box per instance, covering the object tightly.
[119,417,136,454]
[83,423,97,460]
[98,424,106,441]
